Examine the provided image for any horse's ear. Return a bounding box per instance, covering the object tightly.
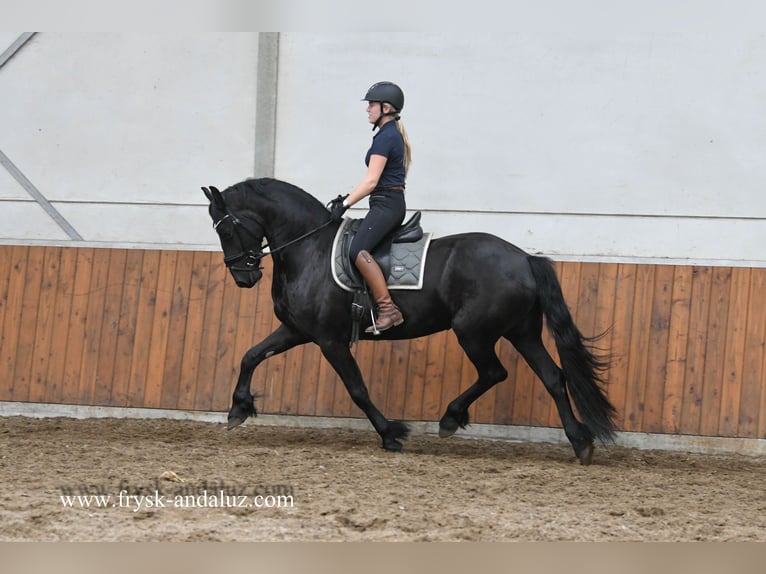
[202,185,225,209]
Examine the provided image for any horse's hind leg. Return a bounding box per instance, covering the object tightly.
[439,334,508,438]
[508,330,595,465]
[320,340,410,452]
[228,324,309,430]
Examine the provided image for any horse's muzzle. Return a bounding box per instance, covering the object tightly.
[230,267,262,288]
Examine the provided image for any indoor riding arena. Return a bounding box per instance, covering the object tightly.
[2,28,765,543]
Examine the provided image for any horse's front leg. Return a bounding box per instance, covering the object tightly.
[319,340,410,451]
[228,324,309,430]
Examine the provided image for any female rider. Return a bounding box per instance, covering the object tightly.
[328,81,412,333]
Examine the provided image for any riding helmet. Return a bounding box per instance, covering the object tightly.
[363,81,405,111]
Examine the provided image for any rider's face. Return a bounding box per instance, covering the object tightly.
[366,101,385,124]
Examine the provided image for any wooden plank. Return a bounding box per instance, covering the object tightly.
[79,249,112,404]
[401,336,428,421]
[698,267,731,436]
[142,251,178,408]
[110,249,144,407]
[248,260,279,414]
[441,331,470,422]
[126,250,161,407]
[422,331,449,421]
[607,263,637,430]
[621,265,655,432]
[493,339,520,426]
[0,246,28,401]
[592,262,619,427]
[37,249,60,392]
[297,342,322,416]
[160,251,195,409]
[210,264,243,411]
[383,339,412,420]
[12,246,45,402]
[661,265,693,434]
[45,247,79,404]
[641,264,674,433]
[60,248,94,404]
[193,254,226,410]
[718,267,750,437]
[741,269,766,438]
[92,249,127,406]
[176,251,211,410]
[680,266,713,435]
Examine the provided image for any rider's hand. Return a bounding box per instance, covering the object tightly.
[327,194,350,222]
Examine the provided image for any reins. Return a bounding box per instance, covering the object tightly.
[214,205,333,272]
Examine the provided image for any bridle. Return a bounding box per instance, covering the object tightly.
[212,204,334,273]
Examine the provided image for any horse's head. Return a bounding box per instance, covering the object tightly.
[203,185,264,288]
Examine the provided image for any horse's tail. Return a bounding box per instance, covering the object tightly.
[527,255,617,443]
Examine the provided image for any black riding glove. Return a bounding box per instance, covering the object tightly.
[327,194,350,222]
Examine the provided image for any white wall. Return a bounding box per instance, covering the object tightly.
[0,33,258,246]
[1,31,765,265]
[275,32,766,265]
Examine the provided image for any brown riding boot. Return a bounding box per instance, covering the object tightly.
[354,250,404,334]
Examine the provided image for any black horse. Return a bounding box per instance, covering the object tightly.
[203,178,616,464]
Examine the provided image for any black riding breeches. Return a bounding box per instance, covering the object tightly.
[348,189,406,263]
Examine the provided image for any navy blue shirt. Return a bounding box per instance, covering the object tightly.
[365,120,406,189]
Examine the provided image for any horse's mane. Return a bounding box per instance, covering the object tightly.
[228,178,329,219]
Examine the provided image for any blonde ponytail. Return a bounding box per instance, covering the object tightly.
[396,120,412,177]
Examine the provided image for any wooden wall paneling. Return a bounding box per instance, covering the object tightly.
[608,263,637,430]
[351,341,376,417]
[592,262,619,426]
[698,267,732,436]
[159,251,195,409]
[0,246,27,401]
[60,248,94,404]
[0,247,16,401]
[125,250,161,407]
[401,336,428,421]
[383,339,412,420]
[680,267,713,435]
[642,264,674,433]
[661,265,694,434]
[13,246,45,402]
[91,249,128,406]
[45,247,78,404]
[27,247,61,403]
[622,264,656,431]
[718,267,751,436]
[192,255,226,410]
[741,268,766,438]
[372,341,403,418]
[142,251,179,408]
[422,331,449,421]
[297,342,322,416]
[210,267,244,412]
[79,248,112,404]
[439,331,470,422]
[110,250,146,407]
[492,334,521,426]
[241,258,273,413]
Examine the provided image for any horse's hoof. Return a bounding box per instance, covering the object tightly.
[438,426,457,438]
[577,443,594,466]
[227,417,246,430]
[382,439,403,452]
